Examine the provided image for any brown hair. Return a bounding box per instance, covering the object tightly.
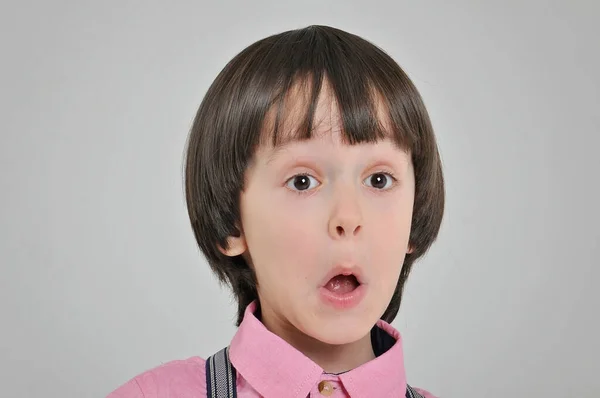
[184,25,444,326]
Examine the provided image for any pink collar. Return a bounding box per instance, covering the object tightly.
[229,301,407,397]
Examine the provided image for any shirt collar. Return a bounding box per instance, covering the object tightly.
[229,301,407,398]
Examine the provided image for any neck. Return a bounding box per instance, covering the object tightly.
[259,308,376,373]
[296,332,375,374]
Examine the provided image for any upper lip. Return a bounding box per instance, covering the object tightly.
[320,264,365,287]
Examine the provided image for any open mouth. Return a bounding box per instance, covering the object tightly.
[319,269,366,309]
[324,273,360,294]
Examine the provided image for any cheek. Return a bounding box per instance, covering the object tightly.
[379,210,412,244]
[241,194,322,281]
[367,199,414,271]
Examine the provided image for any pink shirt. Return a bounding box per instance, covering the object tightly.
[108,302,436,397]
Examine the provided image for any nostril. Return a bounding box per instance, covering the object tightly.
[336,225,361,236]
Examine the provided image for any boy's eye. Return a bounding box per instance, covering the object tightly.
[286,174,320,191]
[364,173,395,190]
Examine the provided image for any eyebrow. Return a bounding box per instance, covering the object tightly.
[266,148,289,166]
[265,140,300,165]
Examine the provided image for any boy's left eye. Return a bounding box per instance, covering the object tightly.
[364,173,395,190]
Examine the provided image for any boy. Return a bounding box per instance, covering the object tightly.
[108,24,444,398]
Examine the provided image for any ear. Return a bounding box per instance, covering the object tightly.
[218,231,247,257]
[407,244,415,254]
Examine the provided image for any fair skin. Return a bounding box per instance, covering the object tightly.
[221,85,415,373]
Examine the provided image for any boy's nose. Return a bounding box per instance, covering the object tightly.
[328,190,363,239]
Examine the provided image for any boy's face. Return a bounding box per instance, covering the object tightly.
[226,90,415,346]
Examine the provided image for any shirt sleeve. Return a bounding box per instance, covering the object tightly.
[106,378,145,398]
[105,357,207,398]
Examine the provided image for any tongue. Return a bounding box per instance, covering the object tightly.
[325,275,359,294]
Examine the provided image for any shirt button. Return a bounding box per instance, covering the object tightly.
[317,380,335,396]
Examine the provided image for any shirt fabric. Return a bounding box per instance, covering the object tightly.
[108,301,436,398]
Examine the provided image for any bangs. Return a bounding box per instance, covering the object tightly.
[261,74,403,150]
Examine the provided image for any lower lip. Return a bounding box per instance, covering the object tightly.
[319,284,366,310]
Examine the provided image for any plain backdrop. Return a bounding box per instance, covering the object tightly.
[1,1,599,397]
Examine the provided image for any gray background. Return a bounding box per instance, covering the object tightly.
[1,1,598,397]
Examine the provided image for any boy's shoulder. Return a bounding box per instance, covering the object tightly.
[106,356,206,398]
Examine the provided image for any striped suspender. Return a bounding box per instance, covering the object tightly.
[205,347,237,398]
[206,346,424,398]
[406,384,426,398]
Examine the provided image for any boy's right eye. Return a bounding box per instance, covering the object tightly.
[285,174,320,192]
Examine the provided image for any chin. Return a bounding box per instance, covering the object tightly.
[303,313,375,346]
